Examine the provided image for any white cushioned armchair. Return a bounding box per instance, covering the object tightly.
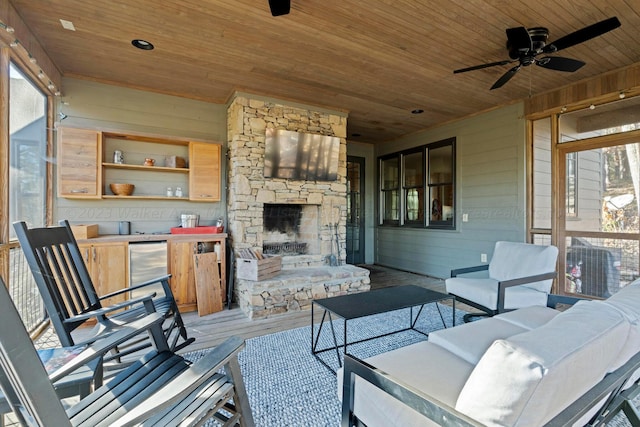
[446,241,559,320]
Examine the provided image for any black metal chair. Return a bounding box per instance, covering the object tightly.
[13,220,194,366]
[0,277,254,427]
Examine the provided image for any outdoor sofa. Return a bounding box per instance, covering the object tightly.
[340,279,640,426]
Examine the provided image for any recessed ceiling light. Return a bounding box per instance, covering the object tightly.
[60,19,76,31]
[411,109,424,114]
[131,39,154,50]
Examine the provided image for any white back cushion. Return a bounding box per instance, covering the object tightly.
[488,241,558,293]
[603,279,640,370]
[455,300,629,426]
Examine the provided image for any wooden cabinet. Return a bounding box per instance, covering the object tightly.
[57,127,221,201]
[189,142,221,201]
[76,235,226,314]
[168,241,198,312]
[57,127,101,198]
[168,237,226,313]
[78,242,128,307]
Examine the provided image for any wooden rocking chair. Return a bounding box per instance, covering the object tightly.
[0,277,254,426]
[13,220,195,366]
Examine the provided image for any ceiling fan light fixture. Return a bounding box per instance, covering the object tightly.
[131,39,154,50]
[59,19,76,31]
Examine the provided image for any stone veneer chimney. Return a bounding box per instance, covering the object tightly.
[226,94,348,269]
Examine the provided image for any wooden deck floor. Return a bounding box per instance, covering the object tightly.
[178,264,447,353]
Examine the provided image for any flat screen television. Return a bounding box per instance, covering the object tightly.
[264,129,340,181]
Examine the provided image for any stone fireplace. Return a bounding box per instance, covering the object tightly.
[226,94,370,319]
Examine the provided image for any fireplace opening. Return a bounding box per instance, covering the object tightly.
[264,204,302,234]
[262,203,319,256]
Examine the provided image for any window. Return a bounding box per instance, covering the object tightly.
[380,156,399,224]
[9,62,48,239]
[428,142,454,228]
[403,150,424,224]
[379,137,455,229]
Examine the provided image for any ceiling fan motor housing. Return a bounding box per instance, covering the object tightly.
[507,27,549,59]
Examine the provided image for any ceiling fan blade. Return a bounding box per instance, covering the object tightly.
[542,16,621,53]
[536,56,586,72]
[506,27,533,58]
[453,59,513,74]
[490,65,521,90]
[269,0,290,16]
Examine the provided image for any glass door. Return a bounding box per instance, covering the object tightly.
[346,156,365,264]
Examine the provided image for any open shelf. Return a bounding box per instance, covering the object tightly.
[103,162,189,173]
[102,195,190,201]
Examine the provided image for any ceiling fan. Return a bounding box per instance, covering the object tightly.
[269,0,290,16]
[453,17,621,90]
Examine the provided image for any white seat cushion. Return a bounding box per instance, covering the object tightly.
[445,277,548,310]
[455,300,629,426]
[338,341,474,427]
[493,305,560,329]
[429,317,528,364]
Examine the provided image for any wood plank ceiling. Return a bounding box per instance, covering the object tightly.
[8,0,640,144]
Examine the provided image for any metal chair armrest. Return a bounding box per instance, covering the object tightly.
[450,264,489,277]
[496,271,557,312]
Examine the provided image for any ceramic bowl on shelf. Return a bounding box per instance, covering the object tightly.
[110,183,135,196]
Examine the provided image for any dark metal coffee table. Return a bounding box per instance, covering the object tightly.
[311,285,455,372]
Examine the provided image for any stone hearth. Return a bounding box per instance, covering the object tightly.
[236,265,370,319]
[226,94,370,319]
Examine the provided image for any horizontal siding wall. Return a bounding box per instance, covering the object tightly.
[53,78,227,234]
[376,103,527,278]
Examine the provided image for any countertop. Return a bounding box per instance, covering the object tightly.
[77,233,228,244]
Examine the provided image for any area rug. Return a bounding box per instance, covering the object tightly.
[187,303,463,427]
